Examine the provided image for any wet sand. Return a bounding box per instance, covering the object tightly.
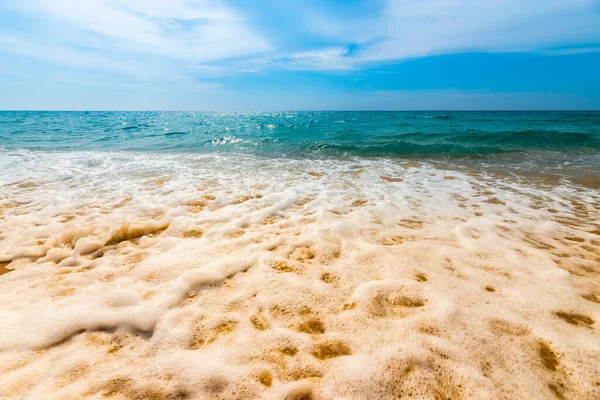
[0,152,599,399]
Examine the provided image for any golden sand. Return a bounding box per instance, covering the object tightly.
[0,153,599,399]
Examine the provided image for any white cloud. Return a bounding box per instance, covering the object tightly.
[242,0,600,71]
[0,35,149,76]
[3,0,270,64]
[355,0,600,62]
[288,47,352,70]
[544,47,600,56]
[1,0,599,78]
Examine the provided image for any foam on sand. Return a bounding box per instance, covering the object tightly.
[0,150,599,399]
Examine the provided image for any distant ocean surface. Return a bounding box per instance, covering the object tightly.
[1,111,599,156]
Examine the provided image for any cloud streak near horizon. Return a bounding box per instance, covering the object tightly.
[0,0,599,109]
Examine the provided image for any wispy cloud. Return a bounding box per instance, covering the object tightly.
[9,0,270,61]
[0,0,599,110]
[2,0,599,74]
[0,0,272,92]
[345,0,600,63]
[286,47,353,70]
[254,0,600,70]
[544,47,600,56]
[0,35,148,76]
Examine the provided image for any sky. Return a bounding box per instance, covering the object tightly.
[0,0,599,110]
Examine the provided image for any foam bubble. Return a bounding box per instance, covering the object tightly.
[0,150,599,398]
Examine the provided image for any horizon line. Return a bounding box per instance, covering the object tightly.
[1,109,599,113]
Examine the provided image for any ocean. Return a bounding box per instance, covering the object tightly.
[2,111,600,155]
[1,111,599,399]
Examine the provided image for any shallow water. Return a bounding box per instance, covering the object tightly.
[0,112,599,399]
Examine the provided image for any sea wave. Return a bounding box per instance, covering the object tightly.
[0,111,598,157]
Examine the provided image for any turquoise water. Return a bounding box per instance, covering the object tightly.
[1,111,599,157]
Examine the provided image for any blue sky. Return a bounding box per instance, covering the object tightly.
[0,0,599,110]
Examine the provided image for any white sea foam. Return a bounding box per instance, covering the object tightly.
[0,150,599,399]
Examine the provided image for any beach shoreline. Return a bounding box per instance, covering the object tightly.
[1,150,599,399]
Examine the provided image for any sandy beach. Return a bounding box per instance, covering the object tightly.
[0,150,599,399]
[2,0,600,395]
